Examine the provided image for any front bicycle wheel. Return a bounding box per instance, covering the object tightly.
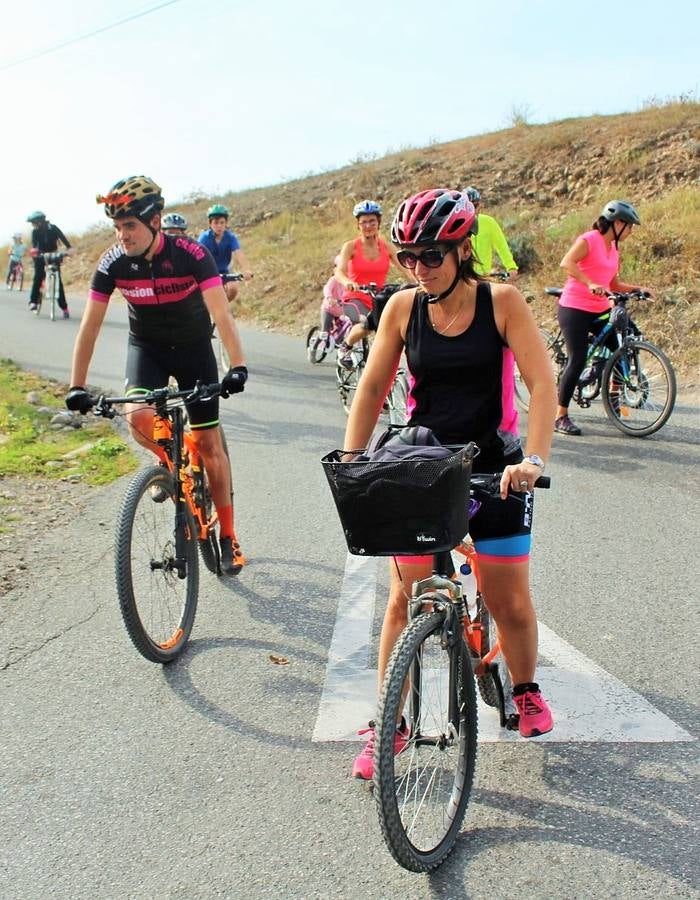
[115,465,199,663]
[514,328,559,412]
[305,325,328,364]
[602,340,676,437]
[386,368,409,426]
[47,270,57,321]
[375,610,478,872]
[336,361,361,415]
[18,267,24,291]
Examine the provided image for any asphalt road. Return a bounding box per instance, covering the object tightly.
[1,286,698,899]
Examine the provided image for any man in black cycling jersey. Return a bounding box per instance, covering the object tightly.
[65,175,248,575]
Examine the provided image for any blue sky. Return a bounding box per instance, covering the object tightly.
[3,0,698,242]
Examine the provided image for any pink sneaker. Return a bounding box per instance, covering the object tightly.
[514,688,553,737]
[351,719,409,780]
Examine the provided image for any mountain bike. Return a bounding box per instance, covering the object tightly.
[514,289,677,437]
[322,444,549,872]
[36,251,69,320]
[334,283,409,424]
[90,381,231,663]
[211,273,244,375]
[6,259,24,291]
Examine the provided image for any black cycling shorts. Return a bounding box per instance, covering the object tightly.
[395,448,534,564]
[125,334,220,430]
[469,449,533,561]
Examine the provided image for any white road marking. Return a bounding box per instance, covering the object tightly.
[313,554,695,744]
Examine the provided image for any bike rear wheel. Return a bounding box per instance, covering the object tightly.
[602,340,676,437]
[474,597,516,722]
[514,328,559,412]
[195,427,231,575]
[375,609,478,873]
[306,325,328,364]
[115,465,199,663]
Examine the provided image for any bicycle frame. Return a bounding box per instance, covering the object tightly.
[150,400,218,547]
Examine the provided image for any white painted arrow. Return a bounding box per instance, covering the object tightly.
[312,555,695,744]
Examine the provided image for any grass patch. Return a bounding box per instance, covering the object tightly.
[0,360,138,486]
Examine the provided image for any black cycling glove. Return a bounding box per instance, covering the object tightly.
[221,366,248,398]
[65,386,92,414]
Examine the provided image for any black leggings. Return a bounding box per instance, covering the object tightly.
[30,258,67,309]
[557,306,617,407]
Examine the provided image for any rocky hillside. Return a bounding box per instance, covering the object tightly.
[65,101,700,375]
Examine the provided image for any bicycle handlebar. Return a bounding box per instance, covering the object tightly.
[606,289,651,302]
[470,473,550,495]
[544,286,650,302]
[91,380,223,418]
[40,251,69,264]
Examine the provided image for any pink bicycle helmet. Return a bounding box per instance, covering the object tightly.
[391,189,477,245]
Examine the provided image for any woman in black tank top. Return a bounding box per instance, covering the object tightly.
[341,190,557,773]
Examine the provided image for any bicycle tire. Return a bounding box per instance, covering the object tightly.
[474,598,514,716]
[336,361,361,415]
[115,465,199,663]
[387,368,409,426]
[48,269,56,321]
[196,426,231,575]
[601,340,676,437]
[375,610,477,873]
[306,325,328,364]
[18,267,23,291]
[514,328,558,412]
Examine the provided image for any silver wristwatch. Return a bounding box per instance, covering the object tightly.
[523,454,545,471]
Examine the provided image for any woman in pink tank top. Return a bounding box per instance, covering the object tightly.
[334,200,413,364]
[554,200,651,436]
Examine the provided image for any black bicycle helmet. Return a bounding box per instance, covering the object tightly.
[601,200,641,226]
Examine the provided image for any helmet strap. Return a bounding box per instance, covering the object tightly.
[611,222,625,247]
[426,248,466,304]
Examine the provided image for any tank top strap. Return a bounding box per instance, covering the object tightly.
[474,279,505,345]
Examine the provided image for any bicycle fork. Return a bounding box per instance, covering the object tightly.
[154,409,189,579]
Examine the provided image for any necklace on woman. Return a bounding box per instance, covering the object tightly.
[428,298,465,335]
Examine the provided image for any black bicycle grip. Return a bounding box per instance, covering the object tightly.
[534,475,551,489]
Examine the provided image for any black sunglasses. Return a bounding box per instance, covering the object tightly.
[396,246,452,269]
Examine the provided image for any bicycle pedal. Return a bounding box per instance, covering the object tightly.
[504,713,520,731]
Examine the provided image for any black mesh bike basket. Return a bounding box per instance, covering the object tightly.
[321,446,473,556]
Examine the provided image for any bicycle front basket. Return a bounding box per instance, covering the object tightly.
[321,446,474,556]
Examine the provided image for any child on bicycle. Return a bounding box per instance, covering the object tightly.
[198,204,252,305]
[342,189,557,778]
[6,233,26,284]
